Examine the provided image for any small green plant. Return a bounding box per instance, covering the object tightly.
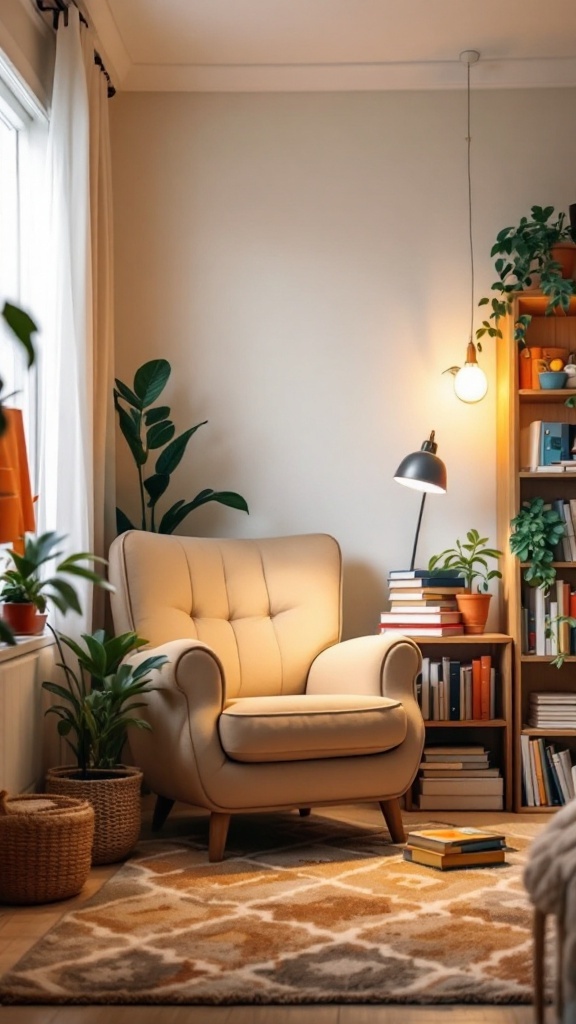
[0,531,112,613]
[42,629,168,774]
[476,206,576,351]
[114,359,249,534]
[545,613,576,669]
[509,498,566,593]
[428,529,502,592]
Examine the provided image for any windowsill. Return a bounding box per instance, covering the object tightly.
[0,632,54,663]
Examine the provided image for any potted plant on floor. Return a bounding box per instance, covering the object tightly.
[0,531,112,636]
[476,205,576,351]
[428,529,503,633]
[42,629,168,864]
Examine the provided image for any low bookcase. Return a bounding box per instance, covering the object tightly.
[405,634,513,812]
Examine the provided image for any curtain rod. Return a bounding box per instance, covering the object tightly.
[35,0,116,97]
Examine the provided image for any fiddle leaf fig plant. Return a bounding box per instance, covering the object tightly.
[476,206,576,351]
[114,359,249,534]
[428,529,502,592]
[509,497,566,592]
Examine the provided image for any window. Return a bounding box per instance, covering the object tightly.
[0,56,47,495]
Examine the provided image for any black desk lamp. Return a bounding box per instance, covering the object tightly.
[393,430,447,571]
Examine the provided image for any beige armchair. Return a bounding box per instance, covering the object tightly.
[108,531,425,861]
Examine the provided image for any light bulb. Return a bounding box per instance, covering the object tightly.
[453,340,488,403]
[454,361,488,403]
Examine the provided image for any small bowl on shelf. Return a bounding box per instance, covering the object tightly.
[539,370,568,389]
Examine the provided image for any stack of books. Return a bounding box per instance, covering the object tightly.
[417,744,504,810]
[403,826,506,871]
[520,733,576,806]
[417,654,496,721]
[528,692,576,729]
[379,569,466,637]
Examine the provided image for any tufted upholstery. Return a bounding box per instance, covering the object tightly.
[108,531,425,860]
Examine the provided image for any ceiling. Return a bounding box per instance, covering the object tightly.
[82,0,576,93]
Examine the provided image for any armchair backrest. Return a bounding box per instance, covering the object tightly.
[108,531,342,699]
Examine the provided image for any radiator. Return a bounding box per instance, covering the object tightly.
[0,640,56,793]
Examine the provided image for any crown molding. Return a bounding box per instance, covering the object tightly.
[82,0,131,89]
[119,55,576,93]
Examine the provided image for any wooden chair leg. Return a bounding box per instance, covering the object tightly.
[152,795,174,832]
[379,798,406,843]
[533,907,546,1024]
[208,812,231,862]
[299,808,311,817]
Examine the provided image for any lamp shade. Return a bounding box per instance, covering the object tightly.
[394,431,447,494]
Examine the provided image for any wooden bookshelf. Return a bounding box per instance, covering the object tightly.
[405,633,513,811]
[496,290,576,811]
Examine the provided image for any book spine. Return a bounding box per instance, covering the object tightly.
[480,655,491,721]
[471,658,482,720]
[449,660,460,721]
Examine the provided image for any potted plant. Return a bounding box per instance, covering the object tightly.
[0,531,111,636]
[428,529,503,634]
[509,497,566,593]
[42,628,168,864]
[114,358,249,534]
[476,205,576,351]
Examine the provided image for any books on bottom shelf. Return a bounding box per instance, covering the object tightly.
[403,826,506,870]
[417,745,503,810]
[520,734,576,806]
[416,655,496,721]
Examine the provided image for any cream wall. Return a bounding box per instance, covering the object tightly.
[110,88,576,638]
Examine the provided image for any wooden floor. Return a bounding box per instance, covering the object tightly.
[0,799,556,1023]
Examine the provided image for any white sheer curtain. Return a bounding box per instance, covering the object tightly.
[38,6,115,637]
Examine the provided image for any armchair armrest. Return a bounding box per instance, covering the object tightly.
[305,633,422,703]
[123,638,229,806]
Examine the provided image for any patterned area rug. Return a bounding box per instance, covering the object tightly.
[0,812,546,1006]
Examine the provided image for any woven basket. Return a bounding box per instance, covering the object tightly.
[0,790,94,905]
[45,765,143,865]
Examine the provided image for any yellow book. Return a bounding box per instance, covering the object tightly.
[403,845,505,870]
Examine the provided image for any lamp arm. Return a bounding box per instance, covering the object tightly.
[410,491,427,571]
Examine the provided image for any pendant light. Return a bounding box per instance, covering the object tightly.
[449,50,488,404]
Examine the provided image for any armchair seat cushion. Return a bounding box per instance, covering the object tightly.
[219,693,407,763]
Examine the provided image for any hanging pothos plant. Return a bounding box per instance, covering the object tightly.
[113,359,249,534]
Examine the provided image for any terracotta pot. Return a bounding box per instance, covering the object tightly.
[550,242,576,280]
[456,592,491,635]
[45,765,143,865]
[1,604,48,636]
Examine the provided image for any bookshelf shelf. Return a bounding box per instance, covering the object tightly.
[497,288,576,812]
[406,633,512,812]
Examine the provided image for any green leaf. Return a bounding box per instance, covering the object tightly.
[134,360,171,408]
[155,422,207,475]
[114,380,142,409]
[147,420,175,450]
[116,508,135,534]
[144,473,170,508]
[115,399,146,466]
[144,406,170,426]
[2,302,37,367]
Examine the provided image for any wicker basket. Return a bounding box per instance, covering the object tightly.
[0,790,94,905]
[45,765,143,865]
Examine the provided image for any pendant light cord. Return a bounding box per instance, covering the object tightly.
[466,58,474,346]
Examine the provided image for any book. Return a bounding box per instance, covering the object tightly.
[448,659,460,720]
[403,846,505,870]
[388,569,466,581]
[378,624,464,637]
[471,658,482,720]
[387,577,466,589]
[423,745,487,756]
[420,655,430,720]
[380,612,462,625]
[418,761,492,771]
[389,601,458,612]
[418,778,503,795]
[405,826,505,852]
[520,733,535,806]
[384,589,465,601]
[417,794,504,810]
[480,655,492,720]
[419,768,500,778]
